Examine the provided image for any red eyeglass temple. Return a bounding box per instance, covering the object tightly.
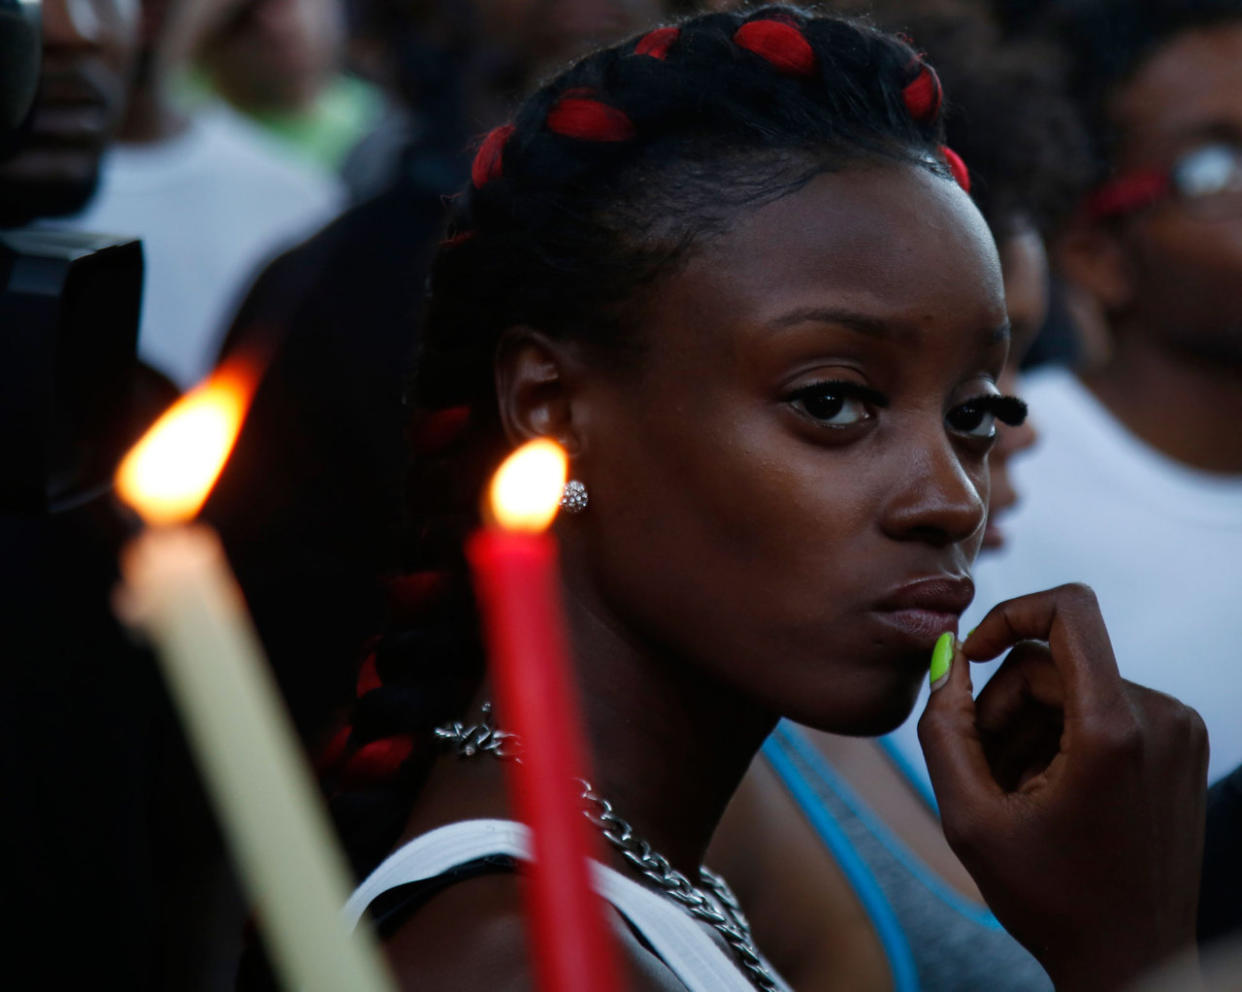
[1086,170,1171,219]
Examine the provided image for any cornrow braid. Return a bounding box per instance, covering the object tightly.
[546,89,637,142]
[470,125,514,189]
[634,25,680,60]
[902,60,944,122]
[941,144,972,192]
[733,18,819,77]
[329,3,964,882]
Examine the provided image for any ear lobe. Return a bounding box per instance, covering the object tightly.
[1054,219,1135,314]
[494,328,583,456]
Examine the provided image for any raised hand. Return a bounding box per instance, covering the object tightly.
[919,583,1208,991]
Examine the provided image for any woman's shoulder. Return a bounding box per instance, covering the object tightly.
[381,866,690,991]
[362,818,689,992]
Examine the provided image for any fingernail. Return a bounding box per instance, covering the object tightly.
[929,631,954,690]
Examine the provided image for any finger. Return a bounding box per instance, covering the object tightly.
[973,641,1066,737]
[961,584,1123,724]
[974,643,1068,792]
[919,636,1002,815]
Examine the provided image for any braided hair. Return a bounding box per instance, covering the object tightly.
[322,4,966,879]
[844,0,1091,241]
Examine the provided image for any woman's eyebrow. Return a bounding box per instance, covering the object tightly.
[766,306,909,340]
[767,306,1011,348]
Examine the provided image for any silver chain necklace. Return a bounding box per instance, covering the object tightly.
[434,703,781,992]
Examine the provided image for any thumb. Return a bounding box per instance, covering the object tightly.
[918,633,1001,814]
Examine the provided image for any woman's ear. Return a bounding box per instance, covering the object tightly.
[494,327,585,456]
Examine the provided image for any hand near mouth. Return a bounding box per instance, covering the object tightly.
[918,583,1208,992]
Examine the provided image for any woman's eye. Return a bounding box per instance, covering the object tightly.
[789,383,876,427]
[946,401,997,439]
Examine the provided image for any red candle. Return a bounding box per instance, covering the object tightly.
[467,439,622,992]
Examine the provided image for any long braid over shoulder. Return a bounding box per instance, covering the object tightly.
[325,4,962,880]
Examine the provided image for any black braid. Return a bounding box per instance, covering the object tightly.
[331,3,956,882]
[852,2,1092,239]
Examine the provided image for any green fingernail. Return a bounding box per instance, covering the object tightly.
[930,631,954,686]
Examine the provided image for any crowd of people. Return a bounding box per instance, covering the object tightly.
[3,0,1241,989]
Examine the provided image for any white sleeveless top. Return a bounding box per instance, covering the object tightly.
[344,818,790,992]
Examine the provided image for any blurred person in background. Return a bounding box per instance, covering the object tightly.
[954,0,1242,793]
[710,5,1090,989]
[341,0,664,202]
[186,0,385,175]
[201,0,668,772]
[0,0,137,224]
[42,0,344,389]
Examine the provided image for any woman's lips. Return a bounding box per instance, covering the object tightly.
[870,576,974,651]
[870,608,961,650]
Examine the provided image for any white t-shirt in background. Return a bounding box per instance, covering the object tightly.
[50,103,344,387]
[889,366,1242,791]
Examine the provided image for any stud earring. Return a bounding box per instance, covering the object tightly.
[560,479,589,514]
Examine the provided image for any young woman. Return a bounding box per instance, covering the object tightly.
[705,13,1094,991]
[310,8,1206,991]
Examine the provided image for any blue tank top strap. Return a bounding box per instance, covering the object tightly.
[762,732,920,992]
[770,723,1002,931]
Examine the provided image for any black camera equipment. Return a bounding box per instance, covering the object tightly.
[0,229,142,511]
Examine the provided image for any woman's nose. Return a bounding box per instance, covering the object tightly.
[880,439,987,547]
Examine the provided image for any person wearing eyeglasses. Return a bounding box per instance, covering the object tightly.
[936,0,1242,794]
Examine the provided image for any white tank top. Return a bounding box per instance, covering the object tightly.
[344,818,789,992]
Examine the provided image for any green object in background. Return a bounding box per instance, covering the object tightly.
[251,74,384,172]
[929,631,954,687]
[175,69,385,174]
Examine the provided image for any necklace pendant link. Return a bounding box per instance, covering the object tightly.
[433,703,782,992]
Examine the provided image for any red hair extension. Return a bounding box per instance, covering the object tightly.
[343,735,416,787]
[634,25,679,60]
[440,230,475,249]
[903,65,942,122]
[733,20,817,79]
[315,723,353,775]
[409,404,470,455]
[1086,171,1168,219]
[384,570,452,622]
[471,124,515,188]
[356,651,382,697]
[547,90,636,142]
[941,146,971,192]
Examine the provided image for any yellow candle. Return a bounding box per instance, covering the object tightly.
[115,369,395,992]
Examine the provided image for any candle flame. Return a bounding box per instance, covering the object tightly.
[489,439,568,533]
[115,366,253,525]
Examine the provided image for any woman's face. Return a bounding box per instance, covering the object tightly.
[566,162,1008,734]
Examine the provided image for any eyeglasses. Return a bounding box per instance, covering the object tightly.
[1087,142,1242,221]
